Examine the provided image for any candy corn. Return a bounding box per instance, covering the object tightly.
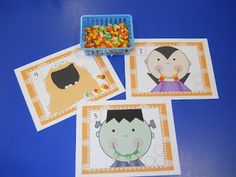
[84,91,93,97]
[93,88,101,93]
[97,74,105,79]
[101,84,109,90]
[84,23,129,49]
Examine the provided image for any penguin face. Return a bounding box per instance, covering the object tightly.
[145,47,191,80]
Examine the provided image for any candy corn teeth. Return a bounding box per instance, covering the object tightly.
[84,23,129,49]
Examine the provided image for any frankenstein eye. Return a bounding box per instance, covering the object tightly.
[173,58,176,61]
[112,129,115,132]
[132,128,135,132]
[157,58,160,61]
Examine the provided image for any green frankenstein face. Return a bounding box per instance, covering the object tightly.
[96,109,154,162]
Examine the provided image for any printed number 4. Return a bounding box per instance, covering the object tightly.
[30,70,41,80]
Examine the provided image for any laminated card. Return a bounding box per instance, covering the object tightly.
[125,39,218,100]
[76,100,180,177]
[15,45,124,131]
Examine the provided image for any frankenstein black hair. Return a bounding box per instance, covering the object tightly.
[106,109,144,123]
[154,46,178,59]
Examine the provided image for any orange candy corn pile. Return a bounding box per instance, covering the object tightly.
[84,23,129,48]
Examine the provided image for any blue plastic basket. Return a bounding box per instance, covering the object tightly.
[80,14,134,56]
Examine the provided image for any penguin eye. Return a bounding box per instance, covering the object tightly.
[157,58,160,61]
[112,129,115,132]
[132,128,135,132]
[173,58,176,61]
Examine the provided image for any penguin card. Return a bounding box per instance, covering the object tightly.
[76,100,180,177]
[125,39,218,100]
[15,45,125,131]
